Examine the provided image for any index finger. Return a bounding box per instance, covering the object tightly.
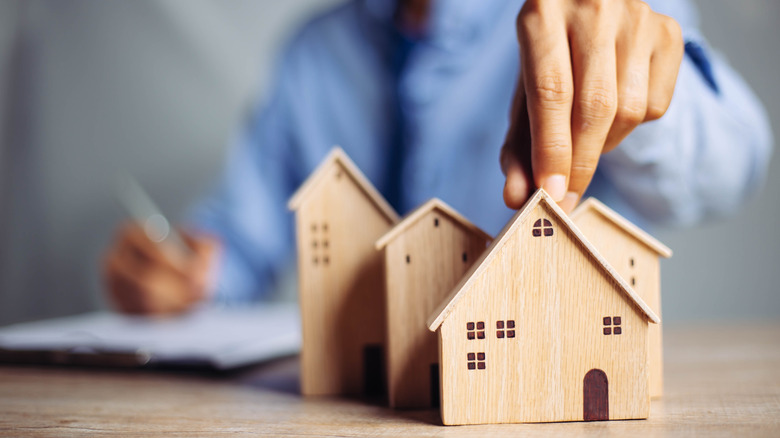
[517,4,573,202]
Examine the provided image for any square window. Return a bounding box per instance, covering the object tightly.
[603,317,611,326]
[507,330,515,338]
[467,352,485,371]
[603,327,612,335]
[496,321,504,329]
[507,320,515,329]
[614,327,622,335]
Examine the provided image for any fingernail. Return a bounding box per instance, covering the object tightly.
[561,191,580,212]
[542,174,567,202]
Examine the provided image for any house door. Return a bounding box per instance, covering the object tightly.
[363,344,384,396]
[583,368,609,421]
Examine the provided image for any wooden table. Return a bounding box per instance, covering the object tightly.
[1,324,779,437]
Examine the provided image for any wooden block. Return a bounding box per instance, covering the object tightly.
[428,189,658,425]
[376,199,491,409]
[289,147,399,396]
[571,198,672,399]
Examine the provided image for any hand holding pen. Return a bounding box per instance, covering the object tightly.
[102,175,220,315]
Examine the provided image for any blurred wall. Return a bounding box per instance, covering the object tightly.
[0,0,777,326]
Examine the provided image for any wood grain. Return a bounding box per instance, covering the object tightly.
[379,199,490,408]
[290,147,398,395]
[1,324,778,437]
[434,197,650,424]
[571,199,671,399]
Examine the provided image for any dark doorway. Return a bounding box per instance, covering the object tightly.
[430,363,440,407]
[363,344,385,396]
[583,368,609,421]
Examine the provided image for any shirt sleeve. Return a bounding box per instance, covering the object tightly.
[597,1,773,226]
[188,48,304,304]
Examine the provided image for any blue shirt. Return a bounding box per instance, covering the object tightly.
[193,0,773,303]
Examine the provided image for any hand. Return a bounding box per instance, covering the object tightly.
[501,0,684,212]
[102,223,219,315]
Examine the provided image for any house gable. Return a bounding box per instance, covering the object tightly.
[376,198,491,250]
[288,146,399,224]
[428,189,659,332]
[570,198,672,258]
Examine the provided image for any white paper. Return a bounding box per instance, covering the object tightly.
[0,303,301,369]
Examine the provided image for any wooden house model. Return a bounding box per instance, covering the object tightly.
[288,147,399,396]
[571,198,672,398]
[427,189,660,425]
[376,199,491,409]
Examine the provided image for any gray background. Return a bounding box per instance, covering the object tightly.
[0,0,777,326]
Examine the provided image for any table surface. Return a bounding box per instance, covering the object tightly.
[1,323,779,437]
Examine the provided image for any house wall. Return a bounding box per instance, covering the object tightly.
[384,209,488,408]
[439,203,649,425]
[572,210,663,397]
[296,162,393,395]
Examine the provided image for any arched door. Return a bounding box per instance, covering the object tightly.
[583,369,609,421]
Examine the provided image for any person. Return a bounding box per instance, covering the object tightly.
[103,0,772,314]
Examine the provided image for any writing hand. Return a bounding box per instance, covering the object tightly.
[102,223,219,315]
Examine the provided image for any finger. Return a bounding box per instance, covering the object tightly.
[517,3,574,202]
[501,71,534,209]
[567,19,619,211]
[116,223,190,279]
[181,230,220,298]
[604,8,652,152]
[646,15,683,121]
[105,248,194,314]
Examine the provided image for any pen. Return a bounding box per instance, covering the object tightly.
[115,173,192,254]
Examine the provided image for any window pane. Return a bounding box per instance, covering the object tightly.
[507,320,515,328]
[477,353,485,360]
[544,228,554,236]
[534,219,542,227]
[467,322,475,330]
[532,229,541,237]
[468,362,476,370]
[603,317,611,326]
[614,327,622,335]
[543,219,552,226]
[467,332,475,340]
[614,316,621,325]
[477,331,485,339]
[477,362,486,370]
[603,327,611,335]
[467,353,475,360]
[477,322,485,330]
[497,331,504,338]
[507,330,515,338]
[497,321,504,329]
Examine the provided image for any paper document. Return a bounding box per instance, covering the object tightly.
[0,303,300,370]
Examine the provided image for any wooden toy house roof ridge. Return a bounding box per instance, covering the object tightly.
[287,146,400,223]
[570,197,672,258]
[427,189,661,331]
[375,198,492,250]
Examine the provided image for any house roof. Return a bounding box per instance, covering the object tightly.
[427,189,660,331]
[570,198,672,258]
[287,146,400,223]
[375,198,492,250]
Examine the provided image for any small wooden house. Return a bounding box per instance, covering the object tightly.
[376,199,491,409]
[427,189,660,425]
[571,198,672,399]
[288,147,399,396]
